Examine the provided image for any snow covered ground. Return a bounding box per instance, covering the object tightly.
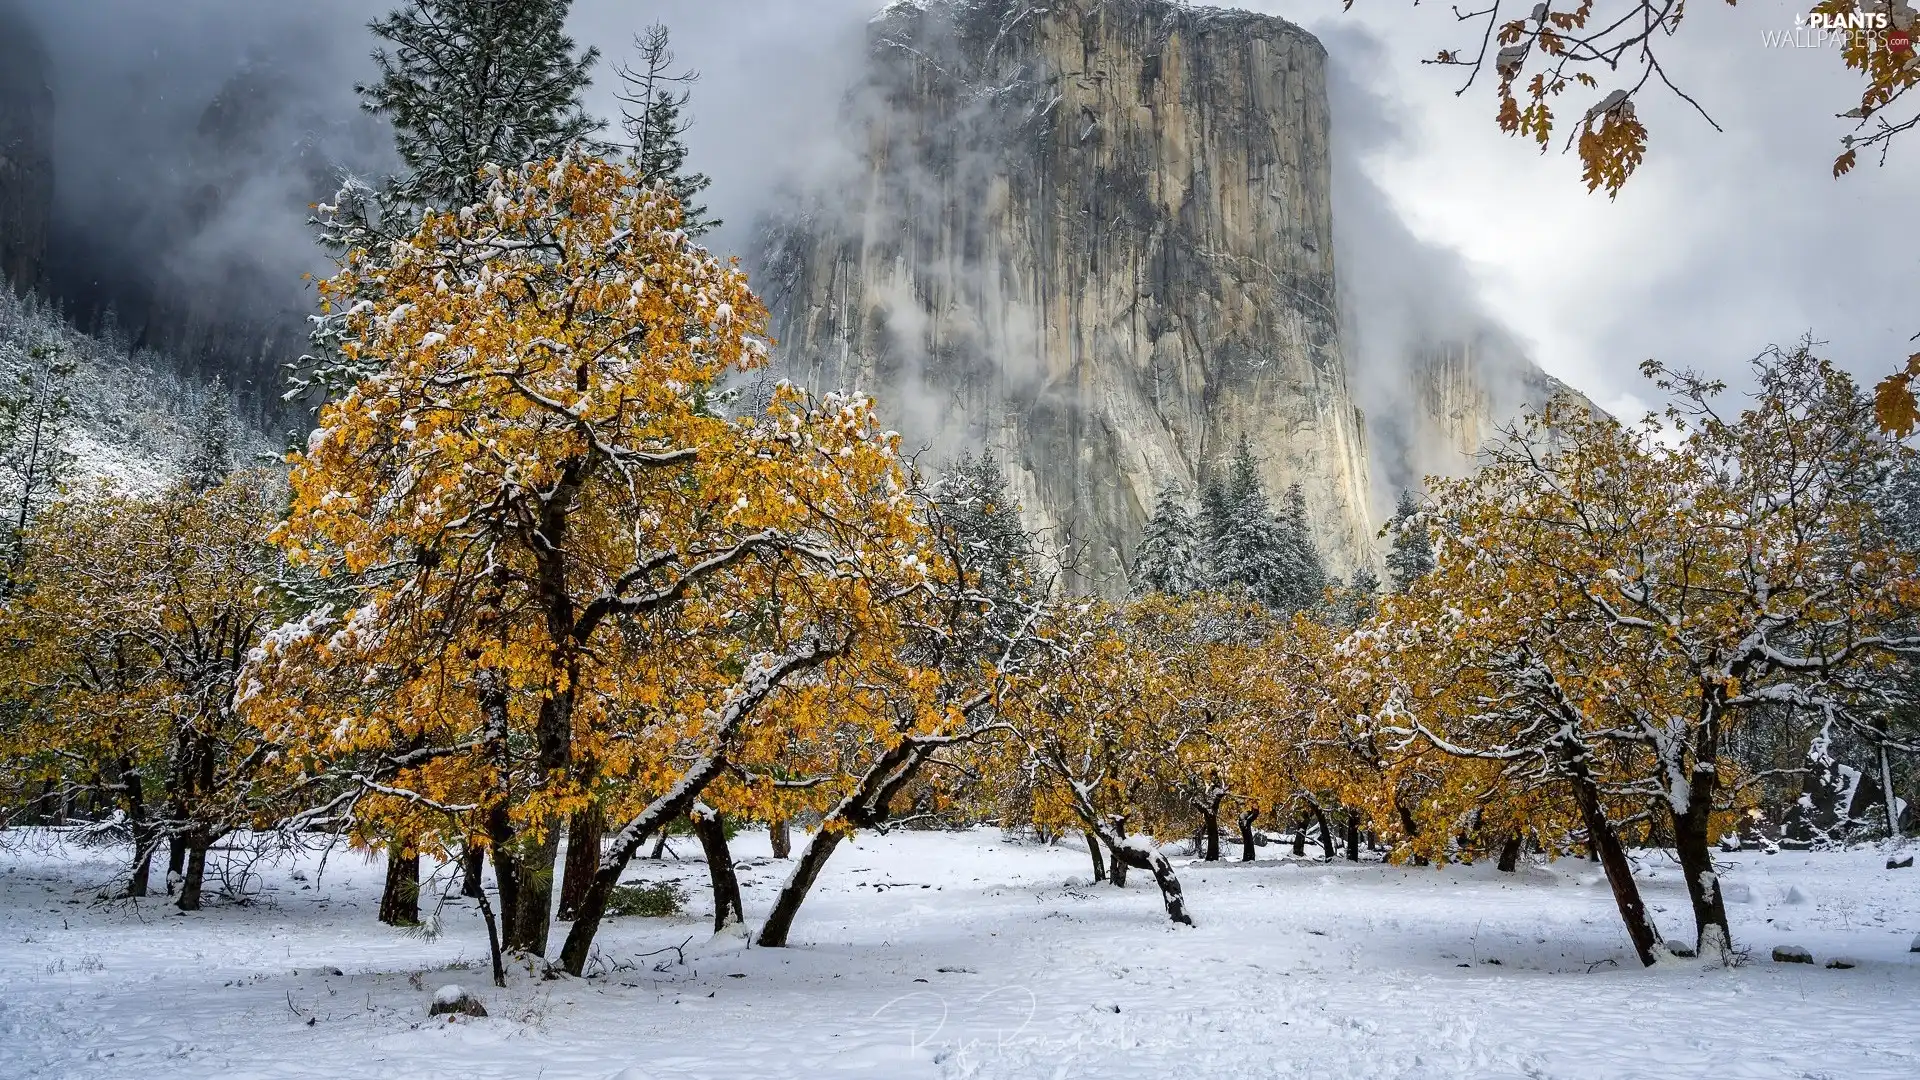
[1,827,1915,1079]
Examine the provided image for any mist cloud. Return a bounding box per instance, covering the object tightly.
[11,0,1905,437]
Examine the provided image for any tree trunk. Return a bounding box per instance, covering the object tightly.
[691,805,744,932]
[1238,808,1259,862]
[1201,799,1222,862]
[1109,852,1129,887]
[1670,770,1733,962]
[126,836,155,898]
[1397,803,1430,866]
[1344,811,1361,862]
[1085,830,1107,881]
[1310,800,1335,861]
[461,844,485,899]
[649,831,669,859]
[379,844,420,926]
[769,817,792,859]
[1564,759,1662,966]
[504,829,559,955]
[1497,833,1523,873]
[484,805,521,948]
[1290,817,1306,857]
[474,879,507,989]
[120,758,153,898]
[1879,743,1902,838]
[556,640,842,975]
[557,808,602,921]
[176,834,210,912]
[166,834,186,893]
[1102,839,1193,926]
[756,825,846,947]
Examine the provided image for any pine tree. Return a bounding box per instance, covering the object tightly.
[1384,490,1436,593]
[0,337,75,575]
[1131,485,1202,597]
[933,452,1033,646]
[182,379,233,493]
[614,24,720,237]
[358,0,603,208]
[1202,437,1291,609]
[1273,483,1328,612]
[1337,566,1380,627]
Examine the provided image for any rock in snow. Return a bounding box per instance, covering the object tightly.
[1771,945,1813,964]
[1824,958,1857,970]
[428,984,487,1018]
[1887,854,1914,869]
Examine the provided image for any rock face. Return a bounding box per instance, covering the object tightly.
[1378,333,1591,501]
[760,0,1373,594]
[0,0,53,294]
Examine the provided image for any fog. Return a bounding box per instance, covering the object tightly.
[12,0,1872,447]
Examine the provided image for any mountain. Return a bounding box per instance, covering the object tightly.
[0,0,53,295]
[759,0,1377,594]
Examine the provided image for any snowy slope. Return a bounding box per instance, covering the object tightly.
[0,288,280,494]
[1,828,1915,1079]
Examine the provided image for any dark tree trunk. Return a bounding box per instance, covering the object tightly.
[504,829,558,955]
[461,844,485,899]
[176,834,210,911]
[1563,754,1662,966]
[1201,799,1222,861]
[1344,811,1361,862]
[1238,808,1259,862]
[1309,800,1334,861]
[756,825,846,947]
[1497,833,1523,873]
[1085,829,1107,881]
[1671,766,1733,961]
[648,831,669,859]
[166,834,186,891]
[691,806,744,932]
[769,817,792,859]
[484,805,521,948]
[1397,802,1430,866]
[379,844,420,926]
[1291,817,1307,857]
[757,735,936,947]
[557,807,602,921]
[474,879,507,989]
[557,643,839,975]
[1109,852,1129,887]
[119,758,153,898]
[126,837,155,898]
[1101,839,1193,926]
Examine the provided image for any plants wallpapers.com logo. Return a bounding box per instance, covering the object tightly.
[1763,6,1916,51]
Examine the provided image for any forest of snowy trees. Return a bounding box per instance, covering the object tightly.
[0,1,1916,1027]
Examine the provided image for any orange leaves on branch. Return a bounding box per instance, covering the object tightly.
[1577,108,1648,197]
[1874,354,1920,436]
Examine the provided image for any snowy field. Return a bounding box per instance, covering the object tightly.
[1,828,1916,1080]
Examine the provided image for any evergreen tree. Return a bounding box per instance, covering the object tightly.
[182,379,233,493]
[1336,566,1380,627]
[1273,482,1328,612]
[1203,437,1291,609]
[0,337,75,575]
[358,0,603,208]
[1384,490,1436,593]
[1131,484,1203,597]
[932,452,1034,650]
[614,24,720,237]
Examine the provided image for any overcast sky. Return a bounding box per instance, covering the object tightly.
[18,0,1913,420]
[569,0,1916,420]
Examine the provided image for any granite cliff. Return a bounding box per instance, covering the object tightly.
[760,0,1376,593]
[0,0,53,295]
